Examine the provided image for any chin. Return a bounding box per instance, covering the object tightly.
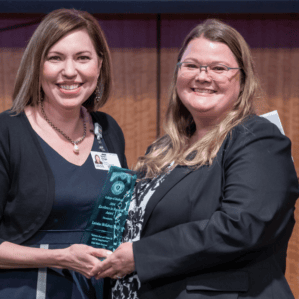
[191,104,214,113]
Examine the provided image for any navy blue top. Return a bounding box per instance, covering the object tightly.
[22,134,111,247]
[37,135,108,232]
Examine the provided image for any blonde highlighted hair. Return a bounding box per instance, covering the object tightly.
[12,8,112,114]
[135,19,260,178]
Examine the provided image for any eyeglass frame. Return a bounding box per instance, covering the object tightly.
[176,61,242,80]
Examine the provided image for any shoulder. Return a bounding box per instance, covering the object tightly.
[0,110,26,140]
[234,114,283,136]
[0,110,42,162]
[221,114,292,166]
[0,109,17,124]
[0,109,27,127]
[90,111,123,135]
[228,114,288,147]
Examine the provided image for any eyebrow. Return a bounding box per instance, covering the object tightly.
[47,51,93,56]
[182,58,230,65]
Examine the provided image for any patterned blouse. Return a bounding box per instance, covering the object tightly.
[111,170,171,299]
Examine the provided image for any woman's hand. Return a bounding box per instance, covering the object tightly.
[57,244,112,279]
[0,242,111,279]
[95,242,135,280]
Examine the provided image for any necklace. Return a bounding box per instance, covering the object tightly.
[40,101,87,154]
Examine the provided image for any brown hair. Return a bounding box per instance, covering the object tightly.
[12,8,112,113]
[135,19,260,178]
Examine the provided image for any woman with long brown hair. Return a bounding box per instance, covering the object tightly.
[0,8,126,299]
[97,19,299,299]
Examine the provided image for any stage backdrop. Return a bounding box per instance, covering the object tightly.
[0,13,299,297]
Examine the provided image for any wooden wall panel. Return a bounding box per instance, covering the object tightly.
[253,48,299,175]
[101,48,157,168]
[0,14,299,297]
[0,48,23,111]
[159,48,177,133]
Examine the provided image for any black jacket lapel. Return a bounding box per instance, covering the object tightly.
[141,166,192,236]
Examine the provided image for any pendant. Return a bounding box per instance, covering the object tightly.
[73,144,79,154]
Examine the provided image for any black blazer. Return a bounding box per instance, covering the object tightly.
[0,110,127,245]
[133,115,299,299]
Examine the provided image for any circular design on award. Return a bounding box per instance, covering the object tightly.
[112,181,125,195]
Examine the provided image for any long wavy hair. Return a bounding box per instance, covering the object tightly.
[11,8,112,114]
[135,19,260,178]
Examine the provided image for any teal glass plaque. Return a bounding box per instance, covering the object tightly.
[81,166,137,251]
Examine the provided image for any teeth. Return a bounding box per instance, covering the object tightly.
[60,84,80,90]
[193,89,214,94]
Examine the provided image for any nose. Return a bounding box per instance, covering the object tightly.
[195,66,211,82]
[62,59,77,78]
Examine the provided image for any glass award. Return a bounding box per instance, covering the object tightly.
[81,166,137,252]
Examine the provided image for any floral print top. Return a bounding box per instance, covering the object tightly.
[111,170,171,299]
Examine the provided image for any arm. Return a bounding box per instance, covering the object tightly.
[0,241,111,278]
[0,114,111,277]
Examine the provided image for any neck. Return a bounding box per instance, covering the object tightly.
[190,111,227,143]
[190,117,215,144]
[189,129,207,144]
[41,101,82,126]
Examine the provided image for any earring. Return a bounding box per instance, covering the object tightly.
[95,85,101,102]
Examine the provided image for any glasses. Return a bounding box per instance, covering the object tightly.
[177,62,242,83]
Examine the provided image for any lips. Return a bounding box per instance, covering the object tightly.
[191,88,216,94]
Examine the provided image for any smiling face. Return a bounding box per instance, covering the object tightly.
[41,29,102,111]
[176,36,241,126]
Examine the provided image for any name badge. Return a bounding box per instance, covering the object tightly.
[91,151,121,170]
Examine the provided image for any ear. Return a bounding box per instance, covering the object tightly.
[97,58,103,76]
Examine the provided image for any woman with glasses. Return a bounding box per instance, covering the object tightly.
[97,19,298,299]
